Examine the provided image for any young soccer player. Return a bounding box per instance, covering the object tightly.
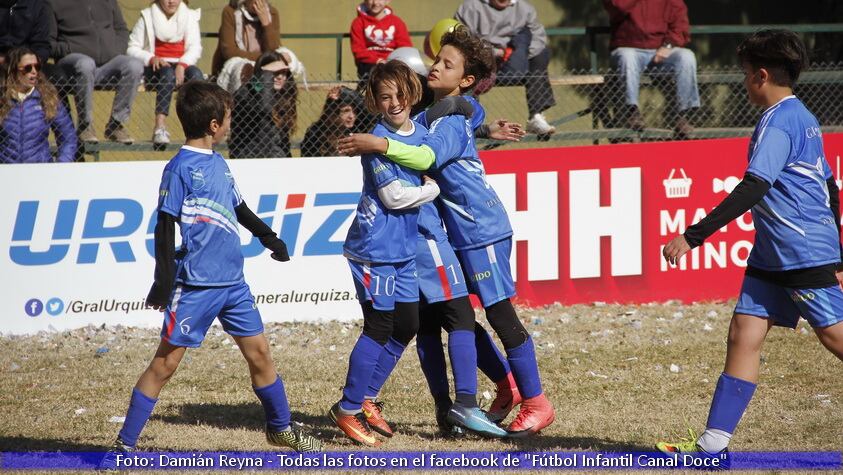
[329,60,440,447]
[658,29,843,461]
[338,26,555,437]
[99,81,321,469]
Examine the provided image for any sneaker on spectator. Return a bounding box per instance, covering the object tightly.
[78,126,99,143]
[153,127,171,146]
[674,115,694,140]
[105,122,134,145]
[626,108,646,132]
[526,113,556,137]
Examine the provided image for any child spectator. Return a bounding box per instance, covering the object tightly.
[0,47,76,163]
[128,0,204,145]
[230,50,298,158]
[98,81,321,469]
[212,0,280,92]
[350,0,412,80]
[300,86,359,157]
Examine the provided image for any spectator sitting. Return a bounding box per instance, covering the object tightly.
[604,0,700,139]
[300,86,359,157]
[48,0,144,144]
[212,0,280,93]
[455,0,557,137]
[127,0,204,146]
[350,0,412,81]
[0,0,51,66]
[229,50,298,158]
[0,47,76,163]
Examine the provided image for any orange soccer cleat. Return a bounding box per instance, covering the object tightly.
[487,372,523,423]
[362,399,394,438]
[329,403,382,447]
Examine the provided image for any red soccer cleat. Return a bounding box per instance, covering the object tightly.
[362,399,394,438]
[506,393,555,437]
[487,372,522,423]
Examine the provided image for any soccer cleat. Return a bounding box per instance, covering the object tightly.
[434,399,465,438]
[328,403,381,447]
[362,399,393,437]
[97,438,132,471]
[656,429,731,470]
[506,393,555,437]
[266,424,322,452]
[446,403,508,438]
[487,372,522,423]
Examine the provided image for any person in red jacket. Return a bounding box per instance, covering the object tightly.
[350,0,412,80]
[604,0,700,139]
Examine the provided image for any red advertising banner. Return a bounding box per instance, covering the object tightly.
[480,133,843,306]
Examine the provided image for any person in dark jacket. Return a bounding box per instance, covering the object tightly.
[0,47,76,163]
[604,0,699,138]
[229,50,297,158]
[300,86,360,157]
[47,0,143,144]
[0,0,51,65]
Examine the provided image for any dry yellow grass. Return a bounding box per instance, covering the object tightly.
[1,301,841,474]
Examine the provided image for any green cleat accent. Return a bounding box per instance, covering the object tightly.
[656,429,731,470]
[266,424,323,452]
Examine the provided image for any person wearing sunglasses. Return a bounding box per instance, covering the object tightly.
[229,50,298,158]
[0,47,76,163]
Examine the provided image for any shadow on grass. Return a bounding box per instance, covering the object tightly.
[0,435,103,451]
[154,402,333,433]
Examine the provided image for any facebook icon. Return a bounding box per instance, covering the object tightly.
[25,298,44,317]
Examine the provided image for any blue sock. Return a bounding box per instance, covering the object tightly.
[117,388,158,447]
[706,372,757,433]
[416,333,449,397]
[448,330,477,401]
[340,334,384,412]
[475,325,510,383]
[506,337,543,399]
[366,338,406,398]
[253,376,291,432]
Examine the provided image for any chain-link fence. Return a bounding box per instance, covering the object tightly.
[36,62,843,162]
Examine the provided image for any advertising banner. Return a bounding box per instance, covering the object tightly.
[3,134,843,334]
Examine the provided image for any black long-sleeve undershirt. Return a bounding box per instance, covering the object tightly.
[683,173,843,288]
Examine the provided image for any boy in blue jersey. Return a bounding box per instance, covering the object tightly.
[329,61,441,446]
[658,30,843,462]
[99,82,321,469]
[338,27,555,436]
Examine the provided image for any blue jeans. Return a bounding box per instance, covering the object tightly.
[495,27,556,116]
[610,47,700,112]
[144,64,204,115]
[56,53,144,129]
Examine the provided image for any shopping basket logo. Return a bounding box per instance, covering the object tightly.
[663,168,692,198]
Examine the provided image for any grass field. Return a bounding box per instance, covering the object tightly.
[1,301,841,474]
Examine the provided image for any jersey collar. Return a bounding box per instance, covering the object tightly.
[181,145,214,155]
[380,119,416,137]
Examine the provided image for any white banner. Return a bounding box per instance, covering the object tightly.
[1,158,370,335]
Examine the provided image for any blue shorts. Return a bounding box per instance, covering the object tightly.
[456,238,516,308]
[348,258,418,311]
[416,236,470,304]
[162,280,263,347]
[735,275,843,329]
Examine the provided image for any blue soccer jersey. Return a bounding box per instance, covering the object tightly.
[344,120,427,263]
[158,146,245,286]
[745,96,840,271]
[413,96,513,250]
